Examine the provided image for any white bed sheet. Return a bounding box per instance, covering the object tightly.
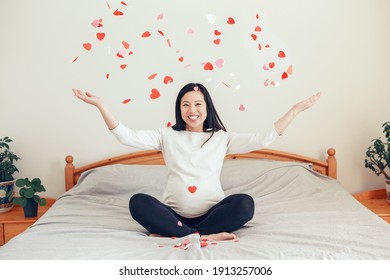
[1,159,389,260]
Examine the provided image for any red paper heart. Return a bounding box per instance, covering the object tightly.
[83,43,92,51]
[96,32,105,41]
[178,57,184,62]
[251,34,257,40]
[72,56,79,63]
[113,9,123,16]
[150,88,160,99]
[158,30,164,36]
[166,122,172,127]
[142,31,151,38]
[239,104,245,111]
[254,26,262,32]
[122,41,130,49]
[278,51,286,58]
[163,76,173,85]
[214,30,221,36]
[213,38,221,45]
[203,62,214,71]
[227,17,235,24]
[188,186,197,193]
[120,64,127,69]
[281,72,288,80]
[122,98,131,104]
[148,73,157,80]
[268,62,275,69]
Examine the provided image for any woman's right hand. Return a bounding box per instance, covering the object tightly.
[72,88,102,108]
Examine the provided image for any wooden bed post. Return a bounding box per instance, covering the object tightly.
[327,148,337,179]
[65,155,75,192]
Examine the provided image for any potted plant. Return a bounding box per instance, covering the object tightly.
[0,137,21,213]
[364,121,390,202]
[13,178,47,217]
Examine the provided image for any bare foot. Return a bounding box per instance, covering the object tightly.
[201,232,237,241]
[149,233,164,238]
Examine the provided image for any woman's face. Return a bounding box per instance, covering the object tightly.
[180,90,208,132]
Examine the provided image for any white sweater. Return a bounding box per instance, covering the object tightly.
[111,122,279,218]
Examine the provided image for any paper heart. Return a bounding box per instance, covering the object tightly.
[214,30,221,36]
[166,122,172,127]
[121,1,127,6]
[157,13,164,20]
[287,65,293,75]
[188,186,197,193]
[158,30,164,36]
[96,32,105,41]
[262,64,269,71]
[177,221,183,227]
[178,57,184,62]
[113,9,123,16]
[120,64,127,69]
[91,18,103,28]
[215,58,224,68]
[254,25,262,32]
[268,62,275,69]
[281,72,288,80]
[72,56,79,63]
[117,50,126,58]
[227,17,235,24]
[206,14,216,24]
[251,34,257,40]
[163,76,173,85]
[142,31,151,38]
[213,38,221,45]
[122,99,131,104]
[278,51,286,58]
[83,43,92,51]
[122,41,130,49]
[187,28,194,34]
[150,88,160,99]
[203,62,214,71]
[148,73,157,80]
[106,73,109,79]
[239,104,245,111]
[193,86,199,91]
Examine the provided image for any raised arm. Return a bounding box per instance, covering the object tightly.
[72,89,119,130]
[274,92,321,136]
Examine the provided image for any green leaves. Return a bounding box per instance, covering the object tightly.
[13,177,46,207]
[0,137,20,182]
[365,122,390,179]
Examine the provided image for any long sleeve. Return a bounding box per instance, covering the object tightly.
[110,122,163,151]
[226,124,280,154]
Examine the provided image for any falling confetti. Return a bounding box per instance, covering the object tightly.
[71,56,79,63]
[141,31,151,38]
[120,64,127,69]
[96,32,105,41]
[156,13,164,20]
[148,73,158,80]
[278,51,286,58]
[113,9,124,16]
[203,62,214,71]
[150,88,160,99]
[239,104,245,111]
[122,41,130,49]
[83,43,92,51]
[163,76,173,85]
[122,98,131,104]
[215,58,224,68]
[227,17,235,24]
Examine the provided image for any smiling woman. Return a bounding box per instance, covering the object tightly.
[72,82,320,242]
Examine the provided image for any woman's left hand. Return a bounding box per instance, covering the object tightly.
[292,92,321,114]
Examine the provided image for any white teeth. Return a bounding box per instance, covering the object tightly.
[188,116,199,120]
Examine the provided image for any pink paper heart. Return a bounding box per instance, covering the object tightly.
[239,104,245,111]
[215,58,224,68]
[177,221,183,227]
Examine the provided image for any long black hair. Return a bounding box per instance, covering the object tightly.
[172,83,226,146]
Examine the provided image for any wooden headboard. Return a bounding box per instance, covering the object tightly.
[65,148,337,191]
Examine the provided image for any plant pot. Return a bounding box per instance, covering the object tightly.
[24,198,38,217]
[386,178,390,203]
[0,180,15,214]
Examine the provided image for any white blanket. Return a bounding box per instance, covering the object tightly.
[1,159,389,259]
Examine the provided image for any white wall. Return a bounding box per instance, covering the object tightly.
[1,0,389,198]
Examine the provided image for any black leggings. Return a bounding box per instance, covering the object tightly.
[129,193,254,237]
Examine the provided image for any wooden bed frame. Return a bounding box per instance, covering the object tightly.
[65,148,337,191]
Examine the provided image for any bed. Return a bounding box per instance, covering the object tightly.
[1,148,390,260]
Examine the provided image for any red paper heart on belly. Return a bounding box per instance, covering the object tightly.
[188,186,197,193]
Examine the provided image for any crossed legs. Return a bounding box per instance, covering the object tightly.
[129,193,254,240]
